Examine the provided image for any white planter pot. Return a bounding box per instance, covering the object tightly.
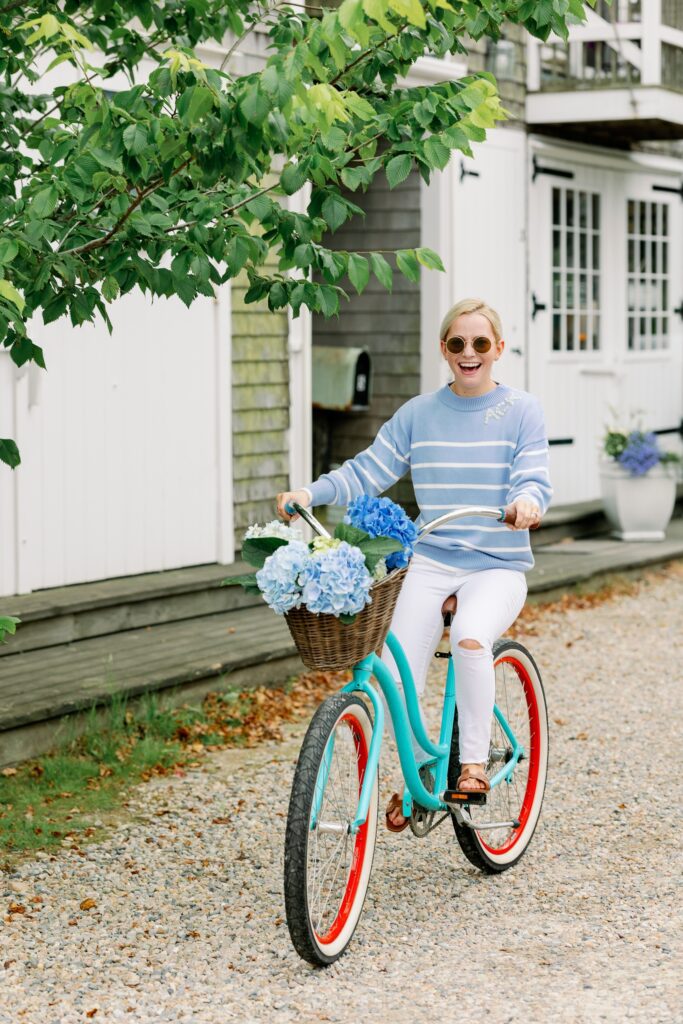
[599,461,678,541]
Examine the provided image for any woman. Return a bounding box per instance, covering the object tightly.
[277,298,552,831]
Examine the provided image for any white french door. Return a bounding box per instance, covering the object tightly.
[452,128,527,393]
[0,286,234,597]
[528,146,683,505]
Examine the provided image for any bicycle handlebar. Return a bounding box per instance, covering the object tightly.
[283,502,536,540]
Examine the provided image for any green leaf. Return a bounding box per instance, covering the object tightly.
[334,523,370,546]
[338,612,358,625]
[221,572,260,595]
[0,280,25,314]
[0,615,21,643]
[179,85,215,125]
[241,536,289,569]
[0,239,18,265]
[122,123,148,155]
[321,194,348,232]
[0,439,21,469]
[280,161,307,196]
[348,253,370,295]
[396,248,420,283]
[385,153,412,189]
[102,276,120,302]
[358,535,402,573]
[30,185,58,219]
[369,252,392,291]
[90,148,123,173]
[415,247,445,272]
[318,285,340,318]
[240,87,270,125]
[423,135,451,171]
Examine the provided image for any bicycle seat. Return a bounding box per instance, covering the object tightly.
[442,594,457,627]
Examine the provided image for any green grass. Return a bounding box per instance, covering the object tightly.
[0,687,239,864]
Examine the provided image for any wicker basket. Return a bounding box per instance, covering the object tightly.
[285,566,408,671]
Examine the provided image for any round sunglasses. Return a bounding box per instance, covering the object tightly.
[444,335,492,355]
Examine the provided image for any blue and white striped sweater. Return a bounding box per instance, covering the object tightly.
[305,384,553,573]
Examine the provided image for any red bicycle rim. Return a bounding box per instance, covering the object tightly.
[315,713,369,945]
[479,655,542,857]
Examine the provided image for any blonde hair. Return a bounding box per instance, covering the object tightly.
[439,298,503,343]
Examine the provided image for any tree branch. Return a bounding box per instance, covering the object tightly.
[61,157,193,256]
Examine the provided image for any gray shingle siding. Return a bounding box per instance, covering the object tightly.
[312,170,421,515]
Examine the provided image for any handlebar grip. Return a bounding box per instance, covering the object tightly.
[284,502,296,515]
[500,507,540,531]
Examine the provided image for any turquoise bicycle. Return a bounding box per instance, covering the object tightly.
[283,503,548,966]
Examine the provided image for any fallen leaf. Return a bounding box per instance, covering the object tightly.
[8,903,25,915]
[86,1010,98,1019]
[211,817,231,825]
[553,718,567,726]
[186,930,200,938]
[4,960,16,969]
[0,767,17,777]
[79,898,97,911]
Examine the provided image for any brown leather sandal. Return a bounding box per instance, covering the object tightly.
[455,764,491,794]
[385,792,409,833]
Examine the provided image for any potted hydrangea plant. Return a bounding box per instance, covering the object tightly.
[600,425,681,541]
[222,496,418,669]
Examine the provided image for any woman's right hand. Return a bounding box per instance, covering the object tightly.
[276,489,311,522]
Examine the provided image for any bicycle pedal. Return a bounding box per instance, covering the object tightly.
[442,788,487,806]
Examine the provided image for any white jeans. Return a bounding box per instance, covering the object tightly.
[380,554,528,764]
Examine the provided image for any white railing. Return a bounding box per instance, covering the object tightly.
[527,0,683,93]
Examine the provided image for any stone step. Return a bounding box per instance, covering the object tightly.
[0,562,260,657]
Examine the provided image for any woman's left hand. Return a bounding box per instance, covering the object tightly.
[505,499,541,531]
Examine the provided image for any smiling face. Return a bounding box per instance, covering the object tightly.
[440,311,505,397]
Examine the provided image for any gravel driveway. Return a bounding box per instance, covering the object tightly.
[2,565,682,1024]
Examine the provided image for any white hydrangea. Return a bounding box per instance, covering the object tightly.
[372,558,387,582]
[243,520,303,542]
[311,536,341,552]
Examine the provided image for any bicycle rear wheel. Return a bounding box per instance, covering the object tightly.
[284,692,378,965]
[448,639,548,873]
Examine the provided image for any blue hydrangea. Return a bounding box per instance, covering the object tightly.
[345,495,418,570]
[255,540,310,614]
[617,431,661,477]
[300,541,372,616]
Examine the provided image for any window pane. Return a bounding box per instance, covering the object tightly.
[580,232,587,269]
[627,317,634,350]
[627,239,634,273]
[580,193,587,228]
[592,315,600,350]
[650,203,658,234]
[566,191,574,228]
[627,277,635,311]
[566,313,575,349]
[579,314,588,349]
[593,234,600,268]
[553,271,562,307]
[627,199,635,234]
[553,230,561,266]
[567,230,575,267]
[651,240,658,273]
[553,314,561,351]
[592,194,600,230]
[580,273,587,306]
[566,274,575,307]
[639,202,647,234]
[553,188,561,226]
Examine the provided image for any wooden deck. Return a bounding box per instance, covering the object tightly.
[1,518,682,764]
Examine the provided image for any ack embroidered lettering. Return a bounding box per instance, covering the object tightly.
[484,393,521,425]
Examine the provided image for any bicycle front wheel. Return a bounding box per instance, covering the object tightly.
[284,692,378,966]
[449,639,548,873]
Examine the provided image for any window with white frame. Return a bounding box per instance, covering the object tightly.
[551,187,601,353]
[627,199,669,351]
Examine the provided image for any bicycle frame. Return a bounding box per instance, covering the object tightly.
[298,503,528,835]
